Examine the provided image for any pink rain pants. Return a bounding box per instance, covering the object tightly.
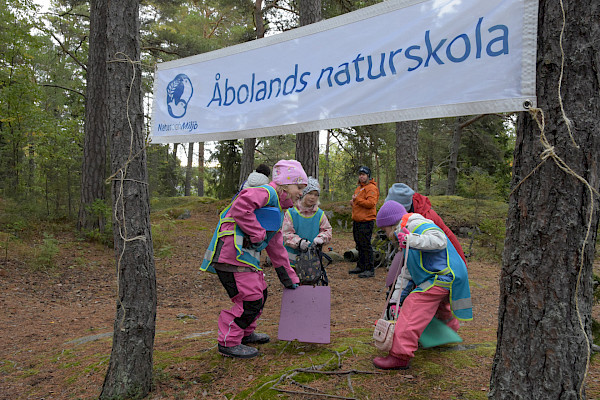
[217,269,267,347]
[390,285,460,360]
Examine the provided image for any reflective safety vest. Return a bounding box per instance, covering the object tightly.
[200,185,282,273]
[284,207,323,266]
[405,221,473,321]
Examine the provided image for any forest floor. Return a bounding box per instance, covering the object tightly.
[1,200,600,400]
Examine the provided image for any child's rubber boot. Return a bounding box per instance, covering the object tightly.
[241,332,270,344]
[373,355,410,370]
[218,344,259,358]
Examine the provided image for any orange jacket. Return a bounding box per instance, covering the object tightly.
[351,178,379,222]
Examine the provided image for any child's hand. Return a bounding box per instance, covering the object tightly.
[313,237,324,246]
[299,239,310,252]
[397,227,410,249]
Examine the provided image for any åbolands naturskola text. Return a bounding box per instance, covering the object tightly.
[206,17,509,108]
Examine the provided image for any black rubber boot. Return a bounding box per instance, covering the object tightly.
[218,344,259,358]
[358,269,375,278]
[241,332,270,345]
[348,266,363,274]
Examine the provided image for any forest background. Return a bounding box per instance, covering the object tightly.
[1,0,515,223]
[2,0,600,399]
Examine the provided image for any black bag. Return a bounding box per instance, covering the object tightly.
[296,246,330,286]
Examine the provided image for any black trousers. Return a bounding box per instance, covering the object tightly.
[353,220,374,271]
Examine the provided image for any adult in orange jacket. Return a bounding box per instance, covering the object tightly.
[349,166,380,278]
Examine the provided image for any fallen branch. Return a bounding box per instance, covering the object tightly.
[296,368,382,375]
[272,387,358,400]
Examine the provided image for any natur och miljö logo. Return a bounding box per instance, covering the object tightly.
[166,74,194,119]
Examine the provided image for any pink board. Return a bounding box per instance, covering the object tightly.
[278,285,331,344]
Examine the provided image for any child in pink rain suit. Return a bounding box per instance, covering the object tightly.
[200,160,308,358]
[373,200,472,369]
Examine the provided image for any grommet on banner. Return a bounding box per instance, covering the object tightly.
[522,100,532,109]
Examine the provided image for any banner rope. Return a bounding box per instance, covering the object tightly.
[106,52,150,331]
[509,1,598,396]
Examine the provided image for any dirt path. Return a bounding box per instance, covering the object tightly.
[0,208,599,399]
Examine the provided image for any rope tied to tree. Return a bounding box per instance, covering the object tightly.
[106,52,151,331]
[508,1,600,395]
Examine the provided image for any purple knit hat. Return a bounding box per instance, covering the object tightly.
[273,160,308,185]
[376,200,407,228]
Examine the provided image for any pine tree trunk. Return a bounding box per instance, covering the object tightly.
[197,142,204,196]
[296,0,321,179]
[239,138,256,189]
[446,117,463,196]
[100,0,156,398]
[78,0,107,232]
[489,0,600,398]
[184,142,193,196]
[394,121,419,191]
[323,130,331,199]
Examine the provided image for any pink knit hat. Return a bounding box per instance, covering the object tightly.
[272,160,308,186]
[376,200,407,228]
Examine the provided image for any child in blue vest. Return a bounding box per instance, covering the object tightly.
[282,177,332,268]
[373,200,472,370]
[200,160,307,359]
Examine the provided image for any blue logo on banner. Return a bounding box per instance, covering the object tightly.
[167,74,194,118]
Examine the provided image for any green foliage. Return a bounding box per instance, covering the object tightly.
[458,168,502,200]
[477,217,506,256]
[34,232,60,269]
[207,140,241,199]
[151,218,176,258]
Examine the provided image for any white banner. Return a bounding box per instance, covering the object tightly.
[150,0,538,144]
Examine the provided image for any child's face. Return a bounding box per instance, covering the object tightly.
[302,190,319,207]
[382,226,396,241]
[286,184,306,203]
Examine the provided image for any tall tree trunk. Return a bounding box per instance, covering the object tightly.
[446,117,464,196]
[78,0,107,232]
[184,142,193,196]
[323,130,331,199]
[254,0,265,39]
[489,0,600,398]
[197,142,204,196]
[100,0,156,398]
[447,114,486,195]
[238,1,264,187]
[295,0,321,178]
[394,121,419,191]
[425,149,433,195]
[239,138,256,189]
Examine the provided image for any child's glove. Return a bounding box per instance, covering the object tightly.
[286,283,299,290]
[243,235,268,252]
[397,227,410,249]
[312,237,324,246]
[299,239,310,252]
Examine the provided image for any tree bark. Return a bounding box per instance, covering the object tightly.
[295,0,321,179]
[489,0,600,398]
[394,121,419,191]
[197,141,204,196]
[100,0,156,398]
[184,142,193,196]
[239,138,256,189]
[323,130,331,200]
[78,0,107,232]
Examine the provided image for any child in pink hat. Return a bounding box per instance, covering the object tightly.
[201,159,308,358]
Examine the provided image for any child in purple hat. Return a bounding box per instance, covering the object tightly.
[372,201,472,370]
